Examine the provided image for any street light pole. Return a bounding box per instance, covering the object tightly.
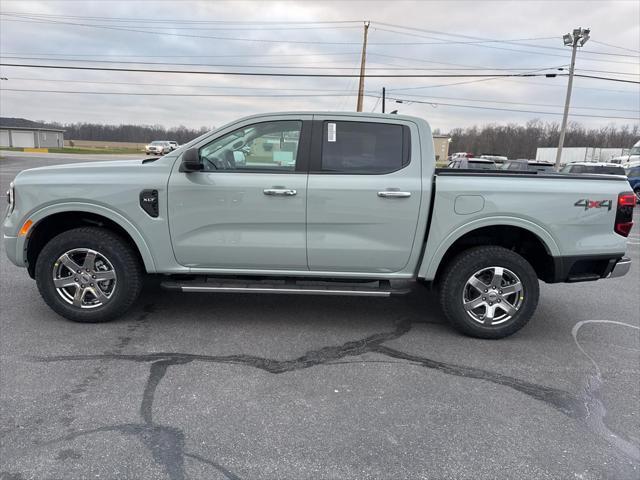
[555,27,590,171]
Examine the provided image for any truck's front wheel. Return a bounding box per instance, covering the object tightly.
[35,227,143,323]
[439,246,539,339]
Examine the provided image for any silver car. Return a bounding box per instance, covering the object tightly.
[145,141,172,155]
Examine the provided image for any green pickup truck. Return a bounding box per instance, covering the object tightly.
[3,112,635,338]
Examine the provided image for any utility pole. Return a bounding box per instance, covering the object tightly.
[382,87,386,113]
[555,27,590,171]
[356,21,370,112]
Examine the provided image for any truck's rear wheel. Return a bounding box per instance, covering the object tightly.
[439,246,539,339]
[35,227,143,323]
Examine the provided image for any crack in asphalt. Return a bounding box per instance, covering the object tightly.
[572,320,640,463]
[26,315,639,479]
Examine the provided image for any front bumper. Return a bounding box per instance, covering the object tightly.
[3,234,20,267]
[609,257,631,278]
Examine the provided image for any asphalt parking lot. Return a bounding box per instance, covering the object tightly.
[1,151,639,480]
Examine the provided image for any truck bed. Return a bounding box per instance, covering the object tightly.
[434,168,630,182]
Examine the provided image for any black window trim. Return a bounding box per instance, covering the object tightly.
[309,119,411,175]
[194,119,311,174]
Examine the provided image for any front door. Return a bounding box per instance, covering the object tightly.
[306,117,422,273]
[168,117,311,270]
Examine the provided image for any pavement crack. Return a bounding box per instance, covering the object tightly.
[29,316,639,476]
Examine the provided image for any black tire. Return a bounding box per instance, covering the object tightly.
[35,227,143,323]
[634,187,640,204]
[438,246,539,339]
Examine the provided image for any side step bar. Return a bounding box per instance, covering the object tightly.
[161,278,411,297]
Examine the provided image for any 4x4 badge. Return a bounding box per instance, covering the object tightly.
[574,199,613,211]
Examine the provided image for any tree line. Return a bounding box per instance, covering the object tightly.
[445,121,639,159]
[0,117,211,145]
[2,117,638,155]
[48,122,212,145]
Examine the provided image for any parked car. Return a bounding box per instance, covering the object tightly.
[626,165,640,203]
[448,157,497,170]
[611,139,640,166]
[167,141,179,151]
[3,112,634,339]
[145,141,172,155]
[479,154,508,164]
[503,160,555,173]
[561,162,626,175]
[449,152,474,160]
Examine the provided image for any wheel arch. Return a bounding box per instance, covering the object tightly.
[420,217,560,283]
[22,203,155,277]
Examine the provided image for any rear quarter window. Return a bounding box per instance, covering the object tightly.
[320,121,409,174]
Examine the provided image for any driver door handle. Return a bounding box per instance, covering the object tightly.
[377,191,411,198]
[263,188,297,196]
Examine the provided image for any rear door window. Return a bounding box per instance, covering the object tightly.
[320,121,409,174]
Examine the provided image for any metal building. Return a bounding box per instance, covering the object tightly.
[0,126,65,148]
[432,134,451,162]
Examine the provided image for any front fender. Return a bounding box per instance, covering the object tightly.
[418,216,560,280]
[18,202,156,272]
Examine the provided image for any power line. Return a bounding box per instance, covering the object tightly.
[385,92,639,112]
[374,22,640,59]
[0,55,567,72]
[0,14,367,45]
[573,73,639,84]
[0,12,362,25]
[0,51,362,59]
[589,40,640,54]
[369,52,568,72]
[2,86,637,120]
[2,62,586,79]
[4,12,637,62]
[385,96,640,120]
[4,84,634,113]
[0,88,363,98]
[2,76,380,93]
[502,77,640,94]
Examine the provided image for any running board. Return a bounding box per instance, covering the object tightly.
[160,278,411,297]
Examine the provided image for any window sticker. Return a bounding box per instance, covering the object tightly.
[327,122,336,142]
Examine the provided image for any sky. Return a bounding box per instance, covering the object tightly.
[0,0,638,133]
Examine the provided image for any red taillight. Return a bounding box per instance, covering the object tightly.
[615,222,634,237]
[618,192,636,207]
[614,191,635,237]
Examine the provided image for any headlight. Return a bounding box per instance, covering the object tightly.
[6,181,15,213]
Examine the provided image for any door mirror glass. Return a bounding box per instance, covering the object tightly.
[180,147,203,172]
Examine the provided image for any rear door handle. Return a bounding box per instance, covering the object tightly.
[263,188,297,196]
[378,191,411,198]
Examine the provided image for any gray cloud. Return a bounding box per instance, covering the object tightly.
[1,0,638,132]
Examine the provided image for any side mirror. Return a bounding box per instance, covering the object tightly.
[179,147,203,172]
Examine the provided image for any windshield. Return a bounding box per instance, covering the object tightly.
[150,141,164,145]
[629,146,640,156]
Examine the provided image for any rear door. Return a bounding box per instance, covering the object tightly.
[306,116,422,273]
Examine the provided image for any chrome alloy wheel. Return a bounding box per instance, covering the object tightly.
[462,266,524,326]
[52,248,117,309]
